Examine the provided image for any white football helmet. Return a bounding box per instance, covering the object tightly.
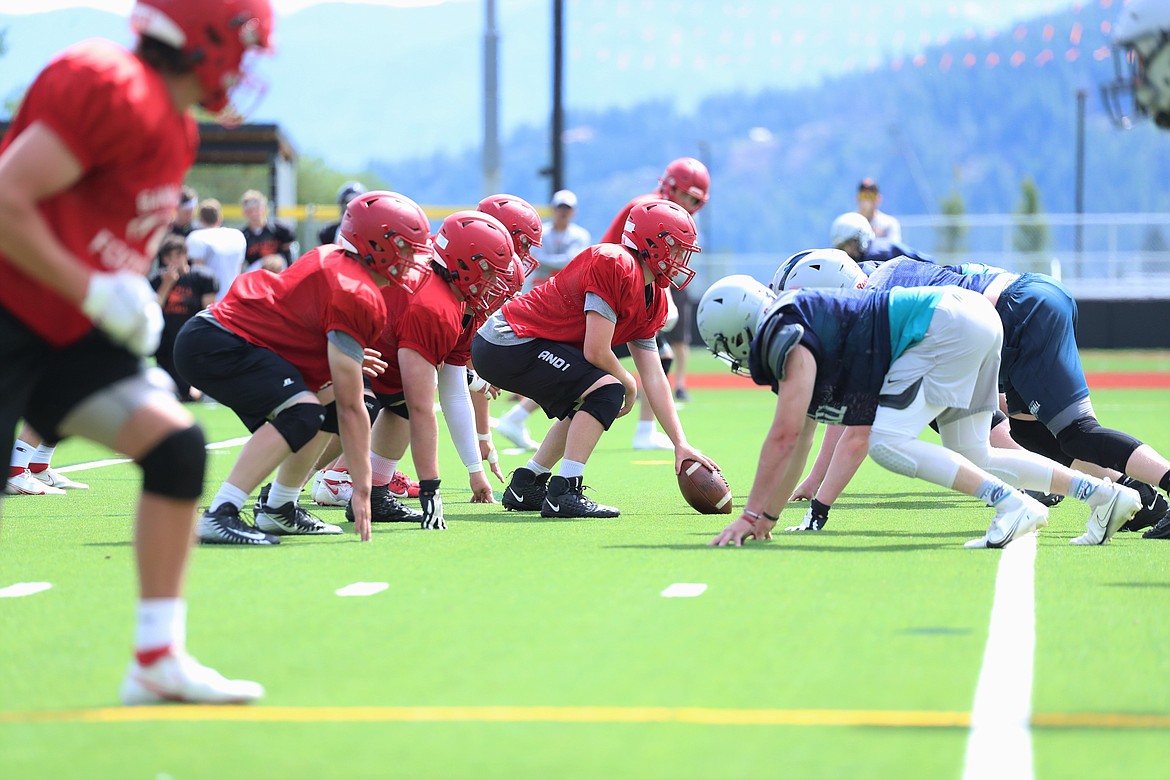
[696,275,775,374]
[1103,0,1170,128]
[770,248,868,292]
[829,212,875,257]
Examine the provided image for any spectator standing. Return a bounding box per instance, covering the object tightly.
[186,198,247,301]
[240,188,295,270]
[318,181,367,247]
[149,234,217,401]
[856,178,902,242]
[526,189,591,292]
[168,184,198,238]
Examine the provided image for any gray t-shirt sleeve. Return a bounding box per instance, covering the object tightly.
[584,292,618,323]
[327,330,365,364]
[630,337,658,351]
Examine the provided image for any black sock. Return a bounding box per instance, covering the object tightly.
[810,498,831,519]
[1160,471,1170,494]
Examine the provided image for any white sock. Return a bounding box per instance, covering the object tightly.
[135,598,186,653]
[370,453,397,485]
[560,459,586,479]
[635,420,654,436]
[30,444,55,467]
[266,480,301,508]
[526,460,551,475]
[10,441,33,470]
[211,483,249,512]
[501,405,531,425]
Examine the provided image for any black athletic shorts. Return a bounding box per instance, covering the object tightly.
[471,334,607,420]
[374,391,410,420]
[173,316,311,432]
[662,286,694,345]
[0,305,143,446]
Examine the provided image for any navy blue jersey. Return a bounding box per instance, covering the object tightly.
[866,256,1003,294]
[858,239,936,276]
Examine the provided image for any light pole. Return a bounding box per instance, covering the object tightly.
[697,139,712,250]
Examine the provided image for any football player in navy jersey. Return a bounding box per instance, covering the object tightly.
[697,276,1141,548]
[0,0,273,704]
[830,211,935,275]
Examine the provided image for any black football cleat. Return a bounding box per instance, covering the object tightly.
[1023,489,1065,508]
[540,475,620,519]
[1118,477,1169,532]
[347,484,423,524]
[502,468,551,512]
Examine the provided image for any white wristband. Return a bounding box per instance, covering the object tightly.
[477,432,492,441]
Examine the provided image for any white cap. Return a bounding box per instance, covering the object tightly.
[551,189,577,208]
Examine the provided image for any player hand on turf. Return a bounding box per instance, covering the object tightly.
[790,477,819,502]
[469,470,497,503]
[709,515,768,547]
[419,479,446,529]
[361,348,387,378]
[674,445,719,476]
[350,487,372,542]
[81,271,164,357]
[478,436,505,482]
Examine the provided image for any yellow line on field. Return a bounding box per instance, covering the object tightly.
[0,705,1164,729]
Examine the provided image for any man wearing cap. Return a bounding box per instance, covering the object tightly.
[856,178,902,242]
[527,189,591,292]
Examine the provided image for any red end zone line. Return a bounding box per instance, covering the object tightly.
[687,373,1170,390]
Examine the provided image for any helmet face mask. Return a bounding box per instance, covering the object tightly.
[339,191,433,293]
[696,274,775,375]
[1102,0,1170,128]
[622,199,702,290]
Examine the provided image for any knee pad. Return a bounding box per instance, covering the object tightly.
[869,428,965,487]
[868,436,920,478]
[1055,416,1142,473]
[138,425,206,500]
[577,382,625,430]
[271,402,326,452]
[320,395,379,434]
[1009,417,1069,465]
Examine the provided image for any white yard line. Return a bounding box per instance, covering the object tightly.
[661,583,707,598]
[53,436,252,474]
[962,532,1037,780]
[0,582,52,598]
[336,582,389,597]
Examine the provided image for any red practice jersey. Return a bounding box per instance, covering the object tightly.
[372,271,466,395]
[211,247,387,390]
[501,244,667,351]
[599,193,657,246]
[0,40,198,346]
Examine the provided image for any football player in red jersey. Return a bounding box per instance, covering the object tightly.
[0,0,273,705]
[357,211,515,529]
[174,191,431,545]
[473,199,718,518]
[600,158,711,449]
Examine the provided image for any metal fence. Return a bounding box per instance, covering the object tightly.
[699,213,1170,301]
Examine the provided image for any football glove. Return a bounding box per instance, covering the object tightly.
[418,478,446,530]
[81,271,163,357]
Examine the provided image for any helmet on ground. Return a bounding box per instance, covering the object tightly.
[622,199,701,290]
[1103,0,1170,128]
[433,211,515,314]
[132,0,275,120]
[770,248,868,292]
[477,194,543,277]
[697,275,775,374]
[829,212,876,256]
[339,190,433,293]
[658,157,710,214]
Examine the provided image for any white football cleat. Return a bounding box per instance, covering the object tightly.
[494,417,539,450]
[120,649,264,705]
[632,430,674,451]
[31,467,89,490]
[311,468,352,507]
[965,493,1049,549]
[1071,480,1142,546]
[5,469,66,496]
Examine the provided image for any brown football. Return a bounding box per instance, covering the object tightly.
[677,459,733,514]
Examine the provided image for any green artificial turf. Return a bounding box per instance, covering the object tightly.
[2,384,1169,779]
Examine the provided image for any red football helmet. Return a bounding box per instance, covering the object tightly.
[131,0,274,121]
[339,191,433,293]
[477,194,543,278]
[476,254,526,320]
[433,211,515,314]
[658,157,710,214]
[622,199,702,290]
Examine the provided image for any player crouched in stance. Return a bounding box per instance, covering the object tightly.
[174,191,432,545]
[473,199,719,518]
[0,0,273,703]
[358,209,516,529]
[697,275,1141,548]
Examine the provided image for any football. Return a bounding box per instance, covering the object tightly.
[677,459,733,514]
